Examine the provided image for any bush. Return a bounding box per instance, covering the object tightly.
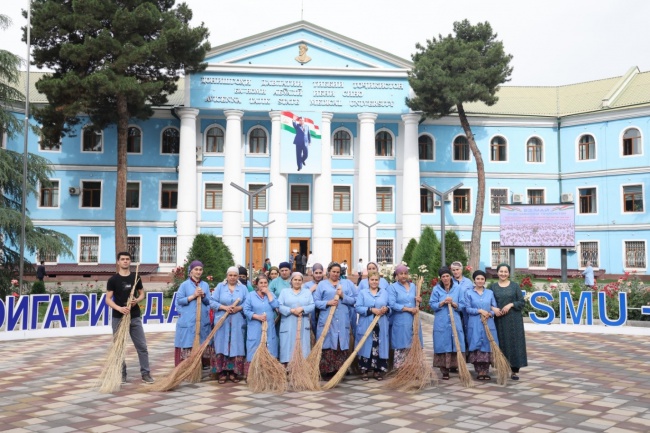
[401,238,418,269]
[410,226,440,278]
[31,280,46,294]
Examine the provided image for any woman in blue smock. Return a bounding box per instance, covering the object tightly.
[242,273,279,376]
[278,272,315,363]
[387,264,422,369]
[302,263,325,335]
[355,271,389,380]
[464,269,499,380]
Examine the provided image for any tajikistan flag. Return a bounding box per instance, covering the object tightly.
[280,111,321,139]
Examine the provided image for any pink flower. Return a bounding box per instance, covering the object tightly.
[12,291,19,297]
[11,279,19,286]
[207,275,213,281]
[465,265,472,271]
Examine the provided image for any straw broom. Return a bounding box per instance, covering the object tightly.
[247,319,287,394]
[288,315,318,391]
[481,315,511,386]
[387,276,436,391]
[448,303,474,388]
[305,293,340,386]
[147,298,241,392]
[187,292,203,383]
[95,265,140,393]
[322,313,381,390]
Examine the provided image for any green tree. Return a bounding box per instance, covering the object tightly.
[209,235,235,282]
[401,238,418,269]
[410,226,440,278]
[406,19,513,272]
[29,0,210,255]
[443,230,469,273]
[0,15,23,138]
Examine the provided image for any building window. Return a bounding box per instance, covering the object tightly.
[333,130,351,156]
[461,241,471,260]
[160,237,177,264]
[453,189,471,213]
[579,241,599,268]
[622,128,641,156]
[623,185,644,212]
[206,126,225,153]
[81,181,101,208]
[578,134,595,160]
[377,239,393,264]
[527,137,543,162]
[376,187,393,212]
[38,130,60,151]
[249,128,267,154]
[453,135,470,161]
[491,241,509,268]
[40,180,59,207]
[490,188,507,214]
[249,184,267,210]
[79,236,99,263]
[38,250,58,263]
[418,135,434,160]
[579,188,597,214]
[420,188,434,213]
[291,185,309,211]
[161,182,178,209]
[162,127,179,154]
[127,237,141,263]
[490,135,507,161]
[528,248,546,267]
[375,131,393,157]
[333,186,351,211]
[527,189,544,204]
[82,128,102,152]
[205,183,223,210]
[625,241,646,268]
[127,127,141,153]
[126,182,140,209]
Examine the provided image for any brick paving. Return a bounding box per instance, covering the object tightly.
[1,325,650,433]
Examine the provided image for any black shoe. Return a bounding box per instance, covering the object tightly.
[450,367,458,373]
[121,373,127,384]
[142,373,155,384]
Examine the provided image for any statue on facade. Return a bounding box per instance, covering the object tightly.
[295,43,311,64]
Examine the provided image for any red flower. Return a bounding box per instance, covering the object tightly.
[547,277,552,282]
[12,292,19,297]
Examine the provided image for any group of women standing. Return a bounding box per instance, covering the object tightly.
[174,260,527,384]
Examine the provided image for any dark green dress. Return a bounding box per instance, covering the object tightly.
[490,281,528,369]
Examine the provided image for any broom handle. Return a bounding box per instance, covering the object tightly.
[260,318,268,345]
[205,298,241,343]
[193,282,202,348]
[411,276,423,337]
[295,314,302,346]
[448,303,463,356]
[126,264,140,307]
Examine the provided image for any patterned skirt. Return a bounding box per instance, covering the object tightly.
[319,345,349,375]
[174,345,214,367]
[211,353,245,376]
[432,352,463,369]
[357,326,388,372]
[393,348,408,370]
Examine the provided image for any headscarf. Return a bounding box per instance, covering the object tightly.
[496,263,511,273]
[279,261,291,270]
[290,272,304,283]
[366,261,379,271]
[312,263,324,272]
[394,264,408,275]
[188,260,203,274]
[226,266,239,275]
[438,266,452,277]
[450,261,463,269]
[238,266,248,285]
[268,266,279,276]
[472,270,487,280]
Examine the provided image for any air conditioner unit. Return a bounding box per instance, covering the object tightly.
[512,193,523,203]
[196,146,203,162]
[434,200,442,207]
[561,193,574,203]
[69,187,81,195]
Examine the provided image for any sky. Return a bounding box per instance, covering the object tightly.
[1,0,649,87]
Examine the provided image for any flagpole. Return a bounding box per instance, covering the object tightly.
[19,0,31,294]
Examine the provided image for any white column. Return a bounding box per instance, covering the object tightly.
[221,110,245,264]
[267,111,288,266]
[357,113,378,263]
[313,112,333,263]
[176,108,200,266]
[401,113,422,258]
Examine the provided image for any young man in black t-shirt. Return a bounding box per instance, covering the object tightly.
[106,252,154,384]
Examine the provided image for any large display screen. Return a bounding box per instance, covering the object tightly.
[499,204,575,248]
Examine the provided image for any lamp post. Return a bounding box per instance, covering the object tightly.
[253,219,275,262]
[230,182,273,279]
[357,220,380,265]
[421,182,464,267]
[19,1,32,294]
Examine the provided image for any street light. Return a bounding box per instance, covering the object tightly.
[19,1,32,294]
[253,219,275,262]
[230,182,273,279]
[421,182,464,267]
[357,219,380,265]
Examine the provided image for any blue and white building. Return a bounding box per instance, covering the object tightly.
[4,21,648,275]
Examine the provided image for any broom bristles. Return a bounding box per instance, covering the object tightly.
[481,316,511,386]
[146,298,241,392]
[187,294,203,383]
[448,303,474,388]
[288,315,319,391]
[248,319,287,394]
[306,294,340,385]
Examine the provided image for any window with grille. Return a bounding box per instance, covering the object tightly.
[82,128,102,152]
[127,237,141,263]
[375,131,393,157]
[578,134,595,160]
[579,242,599,268]
[527,189,544,204]
[622,128,641,156]
[625,241,646,268]
[490,136,507,161]
[377,239,393,264]
[82,181,101,208]
[490,188,507,214]
[623,185,643,212]
[291,185,309,211]
[205,183,223,210]
[161,183,178,209]
[420,188,434,213]
[161,127,179,154]
[376,187,393,212]
[127,127,142,153]
[249,128,267,154]
[491,241,508,267]
[333,186,351,211]
[206,126,225,153]
[40,180,59,207]
[453,136,470,161]
[527,137,543,162]
[579,188,597,214]
[418,135,434,160]
[453,189,471,213]
[126,182,140,208]
[79,236,99,263]
[333,130,351,156]
[528,248,546,267]
[38,250,58,263]
[249,184,267,210]
[160,237,177,264]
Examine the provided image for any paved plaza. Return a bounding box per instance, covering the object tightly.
[1,324,650,433]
